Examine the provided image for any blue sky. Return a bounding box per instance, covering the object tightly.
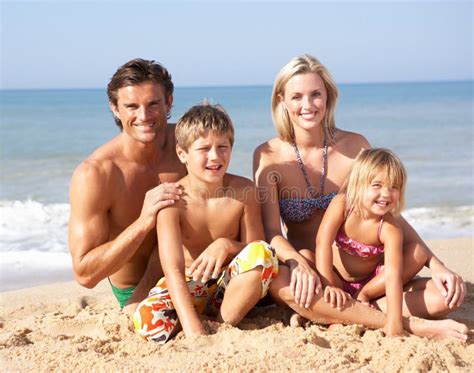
[1,1,472,89]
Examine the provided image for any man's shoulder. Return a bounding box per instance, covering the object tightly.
[72,136,122,184]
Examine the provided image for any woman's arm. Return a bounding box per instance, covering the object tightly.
[157,206,206,337]
[253,145,321,308]
[398,216,465,308]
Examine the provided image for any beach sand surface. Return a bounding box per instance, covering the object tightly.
[1,237,473,372]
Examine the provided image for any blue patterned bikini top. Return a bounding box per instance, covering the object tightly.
[279,139,337,224]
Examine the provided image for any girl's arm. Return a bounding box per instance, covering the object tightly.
[157,205,206,337]
[315,194,346,288]
[380,218,404,337]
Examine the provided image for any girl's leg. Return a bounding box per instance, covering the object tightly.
[270,265,468,341]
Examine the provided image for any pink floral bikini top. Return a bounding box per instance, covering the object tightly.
[335,217,385,258]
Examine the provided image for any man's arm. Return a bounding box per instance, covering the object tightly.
[68,160,179,288]
[398,215,466,308]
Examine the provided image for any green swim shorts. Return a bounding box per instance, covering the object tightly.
[108,277,135,309]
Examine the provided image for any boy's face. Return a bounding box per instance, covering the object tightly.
[177,131,232,184]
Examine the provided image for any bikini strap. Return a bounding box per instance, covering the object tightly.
[292,138,328,198]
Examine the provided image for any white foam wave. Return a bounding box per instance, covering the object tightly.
[0,200,472,291]
[0,199,69,253]
[403,205,474,240]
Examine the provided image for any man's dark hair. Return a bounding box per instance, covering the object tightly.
[107,58,174,129]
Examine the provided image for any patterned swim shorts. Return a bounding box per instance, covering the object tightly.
[133,240,278,344]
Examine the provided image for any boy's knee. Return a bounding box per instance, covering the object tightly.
[133,296,178,344]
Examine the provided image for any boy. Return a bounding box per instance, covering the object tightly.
[133,103,278,343]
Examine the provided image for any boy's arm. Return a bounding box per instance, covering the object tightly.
[379,221,404,337]
[239,184,266,243]
[157,205,206,337]
[315,194,346,288]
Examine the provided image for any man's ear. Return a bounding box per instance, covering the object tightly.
[176,144,187,164]
[166,95,174,115]
[109,102,119,118]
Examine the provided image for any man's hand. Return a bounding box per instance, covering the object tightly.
[323,286,350,310]
[288,259,322,309]
[431,262,466,309]
[140,182,182,230]
[186,238,232,283]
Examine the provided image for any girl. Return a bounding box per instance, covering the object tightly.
[316,148,406,337]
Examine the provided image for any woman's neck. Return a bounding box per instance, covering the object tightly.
[293,125,325,150]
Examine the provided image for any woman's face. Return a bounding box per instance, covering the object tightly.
[282,72,327,132]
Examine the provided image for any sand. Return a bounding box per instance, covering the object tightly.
[1,237,473,372]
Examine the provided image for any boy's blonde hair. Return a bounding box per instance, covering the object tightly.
[271,54,338,143]
[175,103,234,151]
[342,148,407,217]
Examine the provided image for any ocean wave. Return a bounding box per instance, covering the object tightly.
[0,199,69,252]
[0,199,472,291]
[1,199,472,255]
[403,205,474,240]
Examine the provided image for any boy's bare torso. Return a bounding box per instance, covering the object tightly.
[176,174,250,268]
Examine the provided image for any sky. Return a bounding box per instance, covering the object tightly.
[1,1,472,89]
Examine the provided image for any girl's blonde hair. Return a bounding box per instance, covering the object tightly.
[342,148,407,217]
[271,54,338,143]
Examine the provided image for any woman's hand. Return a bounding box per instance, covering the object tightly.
[323,286,351,310]
[288,259,322,309]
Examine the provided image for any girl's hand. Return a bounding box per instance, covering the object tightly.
[356,291,371,306]
[384,321,405,338]
[288,259,322,309]
[323,286,351,310]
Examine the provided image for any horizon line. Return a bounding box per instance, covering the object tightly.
[1,78,472,92]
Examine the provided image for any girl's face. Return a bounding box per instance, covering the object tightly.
[282,72,327,133]
[363,169,400,217]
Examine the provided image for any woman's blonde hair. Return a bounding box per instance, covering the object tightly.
[271,54,338,143]
[342,148,407,217]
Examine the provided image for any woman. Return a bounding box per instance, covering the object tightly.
[253,54,467,340]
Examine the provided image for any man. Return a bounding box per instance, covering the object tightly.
[68,58,186,312]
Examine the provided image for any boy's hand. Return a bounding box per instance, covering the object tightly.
[288,259,322,309]
[186,238,231,283]
[323,286,350,310]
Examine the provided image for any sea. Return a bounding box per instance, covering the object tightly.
[1,81,473,291]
